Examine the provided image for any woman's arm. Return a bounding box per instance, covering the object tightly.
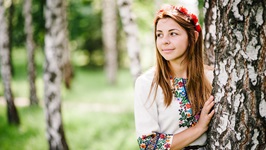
[135,70,174,150]
[170,96,215,150]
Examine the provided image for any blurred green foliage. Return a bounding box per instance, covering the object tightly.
[8,0,153,68]
[0,48,136,150]
[10,0,204,68]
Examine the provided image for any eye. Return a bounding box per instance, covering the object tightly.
[156,33,163,38]
[170,32,178,36]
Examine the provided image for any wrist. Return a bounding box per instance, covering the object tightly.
[194,123,208,135]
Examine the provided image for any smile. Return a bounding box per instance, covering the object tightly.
[162,49,174,52]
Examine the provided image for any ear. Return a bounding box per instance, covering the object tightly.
[194,31,199,42]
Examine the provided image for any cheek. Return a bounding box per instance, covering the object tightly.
[156,40,161,49]
[179,38,188,48]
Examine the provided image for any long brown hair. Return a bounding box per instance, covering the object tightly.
[151,5,212,115]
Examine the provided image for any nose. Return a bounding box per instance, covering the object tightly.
[162,35,170,45]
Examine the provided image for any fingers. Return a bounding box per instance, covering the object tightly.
[196,96,215,131]
[203,95,215,114]
[208,109,215,117]
[204,95,214,106]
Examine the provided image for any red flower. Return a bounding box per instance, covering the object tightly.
[178,82,183,87]
[190,13,198,24]
[142,135,146,139]
[186,103,191,108]
[164,143,171,148]
[195,24,201,32]
[160,134,165,139]
[179,6,188,15]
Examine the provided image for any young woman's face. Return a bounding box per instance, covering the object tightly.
[156,18,188,63]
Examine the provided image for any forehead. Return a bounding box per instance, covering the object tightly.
[156,18,184,31]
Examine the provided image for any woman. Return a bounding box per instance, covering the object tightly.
[134,4,215,150]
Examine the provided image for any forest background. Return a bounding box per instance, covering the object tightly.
[0,0,206,149]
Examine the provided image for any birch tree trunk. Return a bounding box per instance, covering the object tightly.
[102,0,117,85]
[44,0,69,149]
[8,0,13,74]
[23,0,39,105]
[0,0,20,125]
[203,0,215,66]
[117,0,141,82]
[61,0,73,90]
[207,0,266,149]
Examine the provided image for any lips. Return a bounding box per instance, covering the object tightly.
[162,49,174,52]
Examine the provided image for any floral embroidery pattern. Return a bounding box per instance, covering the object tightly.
[137,132,173,150]
[170,77,199,128]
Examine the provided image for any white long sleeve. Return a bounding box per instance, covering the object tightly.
[134,67,207,149]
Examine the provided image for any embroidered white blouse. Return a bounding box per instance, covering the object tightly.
[134,67,212,149]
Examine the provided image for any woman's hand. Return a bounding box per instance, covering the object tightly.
[196,96,215,132]
[170,96,215,150]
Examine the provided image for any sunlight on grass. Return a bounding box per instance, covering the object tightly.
[0,48,138,150]
[63,110,138,150]
[0,106,48,150]
[61,68,135,105]
[0,104,138,150]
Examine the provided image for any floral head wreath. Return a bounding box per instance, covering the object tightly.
[157,5,201,32]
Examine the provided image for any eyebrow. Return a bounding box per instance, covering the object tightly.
[156,29,180,32]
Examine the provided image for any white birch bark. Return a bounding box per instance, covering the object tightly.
[203,0,215,66]
[44,0,69,149]
[117,0,141,82]
[207,0,266,149]
[23,0,39,105]
[102,0,117,85]
[0,0,20,125]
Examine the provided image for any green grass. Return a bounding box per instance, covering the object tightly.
[0,106,47,150]
[0,48,138,150]
[61,67,134,105]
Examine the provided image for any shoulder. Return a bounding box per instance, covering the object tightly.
[135,66,155,87]
[204,65,214,84]
[134,67,157,105]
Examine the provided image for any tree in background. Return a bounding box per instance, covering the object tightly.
[203,0,215,66]
[206,0,266,149]
[23,0,39,105]
[117,0,141,82]
[102,0,118,85]
[8,0,13,74]
[0,0,20,125]
[61,0,73,90]
[44,0,70,149]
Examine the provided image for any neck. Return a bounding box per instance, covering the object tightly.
[169,60,188,78]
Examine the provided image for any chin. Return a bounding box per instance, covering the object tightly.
[162,57,174,61]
